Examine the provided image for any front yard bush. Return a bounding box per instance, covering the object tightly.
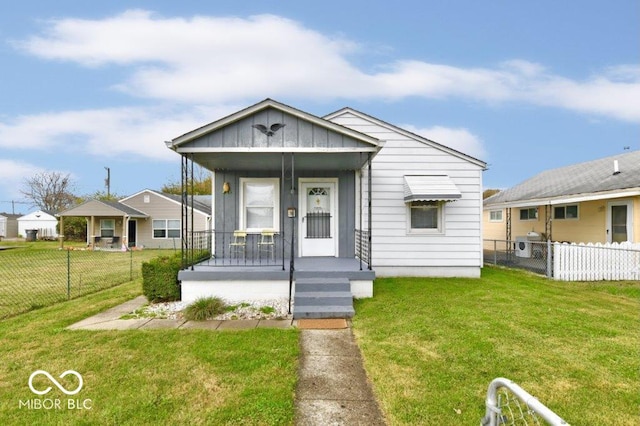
[142,254,182,301]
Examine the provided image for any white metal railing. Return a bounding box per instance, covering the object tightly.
[481,378,570,426]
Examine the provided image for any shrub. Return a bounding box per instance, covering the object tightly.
[142,254,182,302]
[183,297,228,321]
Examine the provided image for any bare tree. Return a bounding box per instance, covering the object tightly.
[21,171,77,212]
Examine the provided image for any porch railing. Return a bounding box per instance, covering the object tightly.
[186,230,286,268]
[184,230,212,268]
[355,229,371,270]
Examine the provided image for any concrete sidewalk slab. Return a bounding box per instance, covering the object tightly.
[71,318,151,330]
[258,319,294,329]
[295,329,386,425]
[140,319,186,329]
[179,320,222,330]
[217,319,259,330]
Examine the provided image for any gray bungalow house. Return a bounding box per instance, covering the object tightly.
[168,99,486,318]
[58,190,211,249]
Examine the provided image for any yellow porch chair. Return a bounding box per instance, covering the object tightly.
[258,229,276,261]
[229,230,247,259]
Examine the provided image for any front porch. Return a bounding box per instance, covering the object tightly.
[180,256,375,299]
[179,256,375,319]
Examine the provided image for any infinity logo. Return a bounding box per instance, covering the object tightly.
[28,370,83,396]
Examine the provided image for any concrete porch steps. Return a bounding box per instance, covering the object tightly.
[294,277,355,319]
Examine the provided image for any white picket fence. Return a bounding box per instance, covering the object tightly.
[553,242,640,281]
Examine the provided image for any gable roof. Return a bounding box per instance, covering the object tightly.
[58,199,148,217]
[17,210,58,221]
[324,107,487,169]
[168,98,382,150]
[120,189,212,216]
[485,150,640,208]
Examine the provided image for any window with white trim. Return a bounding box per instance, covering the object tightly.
[100,219,115,237]
[240,178,280,232]
[554,204,578,220]
[489,210,503,222]
[153,219,181,238]
[408,201,442,233]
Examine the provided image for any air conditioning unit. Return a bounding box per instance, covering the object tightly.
[515,236,531,258]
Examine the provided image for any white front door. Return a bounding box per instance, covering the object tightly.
[607,200,633,243]
[299,179,338,257]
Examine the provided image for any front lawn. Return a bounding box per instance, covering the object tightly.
[0,280,299,425]
[353,266,639,425]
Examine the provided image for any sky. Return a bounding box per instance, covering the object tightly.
[1,0,638,214]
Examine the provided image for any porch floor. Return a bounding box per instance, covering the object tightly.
[179,257,374,281]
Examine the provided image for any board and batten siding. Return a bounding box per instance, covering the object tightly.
[122,191,211,249]
[329,112,484,277]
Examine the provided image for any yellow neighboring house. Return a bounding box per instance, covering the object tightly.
[484,150,640,244]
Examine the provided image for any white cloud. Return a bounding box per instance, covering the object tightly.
[402,125,487,160]
[0,104,237,159]
[0,159,46,200]
[13,10,640,123]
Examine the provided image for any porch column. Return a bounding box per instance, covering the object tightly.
[122,215,128,250]
[545,204,553,241]
[367,152,372,270]
[58,216,64,249]
[90,216,95,249]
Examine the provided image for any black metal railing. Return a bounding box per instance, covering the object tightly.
[305,212,331,238]
[355,229,371,269]
[186,230,285,267]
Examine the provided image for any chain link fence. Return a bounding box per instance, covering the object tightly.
[484,239,551,277]
[0,247,165,319]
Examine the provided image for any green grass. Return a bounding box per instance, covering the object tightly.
[353,266,640,425]
[183,297,228,321]
[0,242,165,318]
[0,280,299,425]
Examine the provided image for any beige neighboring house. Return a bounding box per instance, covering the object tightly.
[58,189,212,249]
[484,150,640,244]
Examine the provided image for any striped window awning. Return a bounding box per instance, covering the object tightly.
[403,175,462,203]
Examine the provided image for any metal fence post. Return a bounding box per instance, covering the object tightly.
[67,249,71,300]
[130,248,133,281]
[493,239,497,265]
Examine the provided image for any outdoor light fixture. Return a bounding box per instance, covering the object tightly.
[223,182,231,194]
[287,207,296,218]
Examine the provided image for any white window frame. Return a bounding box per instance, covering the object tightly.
[100,219,115,237]
[152,219,181,239]
[407,201,443,234]
[553,204,579,220]
[489,209,503,222]
[239,178,280,232]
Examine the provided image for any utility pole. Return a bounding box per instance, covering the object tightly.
[104,167,111,197]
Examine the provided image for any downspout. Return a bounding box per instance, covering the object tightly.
[359,165,363,271]
[281,153,285,271]
[368,152,372,270]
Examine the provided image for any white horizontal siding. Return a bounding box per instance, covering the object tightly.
[333,113,484,272]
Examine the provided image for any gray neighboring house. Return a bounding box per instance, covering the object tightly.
[0,213,20,239]
[58,189,212,249]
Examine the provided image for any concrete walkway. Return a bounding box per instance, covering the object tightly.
[295,328,386,425]
[67,297,387,425]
